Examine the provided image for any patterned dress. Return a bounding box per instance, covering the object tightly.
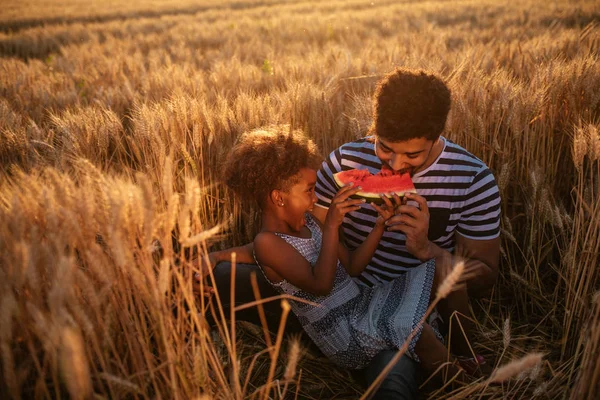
[256,213,436,370]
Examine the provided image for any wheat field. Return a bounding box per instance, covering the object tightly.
[1,0,599,398]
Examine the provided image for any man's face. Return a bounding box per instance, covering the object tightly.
[374,136,436,176]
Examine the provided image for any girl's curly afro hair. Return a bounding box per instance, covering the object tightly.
[370,68,451,142]
[223,126,322,207]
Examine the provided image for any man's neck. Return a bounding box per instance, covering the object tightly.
[414,136,444,174]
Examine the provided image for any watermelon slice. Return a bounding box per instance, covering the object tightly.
[333,168,417,203]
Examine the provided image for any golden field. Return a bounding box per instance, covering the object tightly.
[0,0,599,398]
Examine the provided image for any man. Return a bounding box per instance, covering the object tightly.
[309,68,501,397]
[204,68,501,399]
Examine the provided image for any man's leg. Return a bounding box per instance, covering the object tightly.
[207,261,302,333]
[363,349,420,400]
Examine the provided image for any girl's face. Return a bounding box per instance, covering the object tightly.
[281,167,318,231]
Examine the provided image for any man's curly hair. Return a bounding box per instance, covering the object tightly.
[370,68,451,142]
[223,126,322,207]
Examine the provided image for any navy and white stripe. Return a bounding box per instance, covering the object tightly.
[315,136,501,287]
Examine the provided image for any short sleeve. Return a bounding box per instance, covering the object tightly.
[315,147,343,208]
[457,168,501,240]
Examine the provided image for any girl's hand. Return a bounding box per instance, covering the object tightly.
[325,184,365,229]
[371,193,403,227]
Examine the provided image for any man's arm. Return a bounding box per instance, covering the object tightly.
[426,234,500,299]
[192,242,255,282]
[209,243,255,265]
[386,192,500,298]
[456,234,500,298]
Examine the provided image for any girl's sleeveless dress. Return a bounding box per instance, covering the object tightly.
[256,213,437,370]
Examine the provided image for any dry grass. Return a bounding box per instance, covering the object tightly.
[1,0,599,398]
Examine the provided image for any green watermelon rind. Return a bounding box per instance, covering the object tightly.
[333,170,417,204]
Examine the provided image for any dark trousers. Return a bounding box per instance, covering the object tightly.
[209,262,420,399]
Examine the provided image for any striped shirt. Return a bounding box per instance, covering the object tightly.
[315,136,501,287]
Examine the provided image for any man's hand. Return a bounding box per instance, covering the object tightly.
[194,252,217,279]
[191,252,217,298]
[192,276,215,298]
[385,192,434,261]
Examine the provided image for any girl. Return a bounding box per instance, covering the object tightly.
[223,126,478,378]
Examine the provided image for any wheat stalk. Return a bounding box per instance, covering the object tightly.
[2,2,600,398]
[488,353,544,383]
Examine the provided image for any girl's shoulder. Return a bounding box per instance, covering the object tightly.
[253,231,288,266]
[254,230,303,252]
[254,230,280,248]
[253,229,314,277]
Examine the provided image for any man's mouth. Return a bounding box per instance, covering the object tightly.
[383,164,413,176]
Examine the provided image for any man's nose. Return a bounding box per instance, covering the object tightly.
[389,155,409,171]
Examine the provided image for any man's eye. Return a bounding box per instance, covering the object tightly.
[407,154,419,159]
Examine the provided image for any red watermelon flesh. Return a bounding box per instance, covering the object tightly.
[333,169,416,201]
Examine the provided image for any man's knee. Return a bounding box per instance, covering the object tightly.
[363,350,420,400]
[467,272,497,300]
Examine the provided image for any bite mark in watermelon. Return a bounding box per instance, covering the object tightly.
[333,168,417,203]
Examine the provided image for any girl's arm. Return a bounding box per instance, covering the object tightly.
[254,224,341,296]
[255,184,363,296]
[339,194,402,277]
[340,222,386,277]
